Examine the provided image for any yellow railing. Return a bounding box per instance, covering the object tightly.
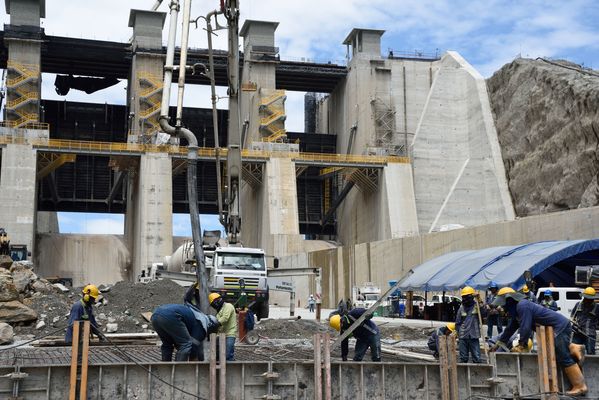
[260,109,285,125]
[6,61,39,87]
[0,133,409,165]
[139,103,161,118]
[5,91,39,108]
[262,129,287,142]
[0,121,48,130]
[138,73,163,97]
[260,90,286,106]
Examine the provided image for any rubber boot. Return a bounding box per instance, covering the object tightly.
[564,364,588,396]
[569,343,585,368]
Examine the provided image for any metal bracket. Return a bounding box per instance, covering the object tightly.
[1,372,28,380]
[254,372,280,380]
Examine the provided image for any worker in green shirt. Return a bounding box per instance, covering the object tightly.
[209,293,238,361]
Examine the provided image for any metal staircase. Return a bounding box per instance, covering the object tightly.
[137,73,163,136]
[259,90,287,142]
[5,62,39,127]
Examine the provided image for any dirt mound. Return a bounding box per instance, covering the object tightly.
[255,318,335,339]
[487,58,599,216]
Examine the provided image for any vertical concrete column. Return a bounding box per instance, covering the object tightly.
[3,0,45,126]
[127,9,166,144]
[239,20,280,144]
[126,153,173,280]
[0,144,38,254]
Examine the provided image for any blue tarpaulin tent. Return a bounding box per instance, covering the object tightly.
[398,239,599,291]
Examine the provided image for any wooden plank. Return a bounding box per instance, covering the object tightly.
[545,326,559,399]
[314,334,322,400]
[438,335,450,400]
[68,321,80,400]
[536,326,549,400]
[447,335,459,400]
[209,333,217,400]
[323,333,331,400]
[219,334,226,400]
[80,321,90,400]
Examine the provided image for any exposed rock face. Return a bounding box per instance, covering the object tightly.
[487,58,599,216]
[10,262,37,293]
[0,270,19,302]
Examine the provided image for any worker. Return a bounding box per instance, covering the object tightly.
[209,292,238,361]
[491,287,587,396]
[541,289,558,311]
[485,282,503,338]
[455,286,482,363]
[65,284,103,343]
[519,284,536,303]
[308,294,316,312]
[427,322,455,358]
[330,307,381,362]
[571,287,599,355]
[151,303,217,361]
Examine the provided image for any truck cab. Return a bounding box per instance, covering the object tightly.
[536,287,583,319]
[209,246,269,319]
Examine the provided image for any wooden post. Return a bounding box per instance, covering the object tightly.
[438,335,451,400]
[323,333,332,400]
[313,333,322,400]
[237,309,247,343]
[536,326,550,400]
[209,333,217,400]
[545,327,559,399]
[406,291,413,318]
[79,321,90,400]
[68,321,80,400]
[447,334,459,400]
[474,299,490,364]
[218,333,227,400]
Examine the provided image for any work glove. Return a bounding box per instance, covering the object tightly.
[489,341,505,352]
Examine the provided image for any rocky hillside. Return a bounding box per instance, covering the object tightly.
[487,58,599,216]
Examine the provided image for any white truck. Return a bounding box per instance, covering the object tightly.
[352,282,382,309]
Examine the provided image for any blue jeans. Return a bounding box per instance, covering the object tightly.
[554,325,575,367]
[151,313,201,361]
[216,336,236,361]
[486,314,503,338]
[459,338,481,363]
[354,333,381,361]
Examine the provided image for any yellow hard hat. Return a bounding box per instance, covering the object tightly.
[497,287,516,296]
[521,284,529,293]
[329,314,341,331]
[208,292,221,304]
[461,286,475,296]
[583,287,596,299]
[82,284,99,300]
[446,322,456,332]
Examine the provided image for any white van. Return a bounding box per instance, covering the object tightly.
[535,287,583,319]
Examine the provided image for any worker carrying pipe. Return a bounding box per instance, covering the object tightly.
[329,307,381,362]
[491,287,587,396]
[151,303,218,361]
[65,284,104,343]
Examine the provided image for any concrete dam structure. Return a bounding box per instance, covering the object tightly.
[0,0,515,288]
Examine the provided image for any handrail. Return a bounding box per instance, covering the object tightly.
[0,134,409,165]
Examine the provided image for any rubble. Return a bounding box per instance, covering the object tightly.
[10,262,37,293]
[0,255,13,269]
[0,322,14,344]
[106,323,118,333]
[0,301,38,323]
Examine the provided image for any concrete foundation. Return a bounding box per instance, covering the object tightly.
[124,153,173,281]
[35,233,130,286]
[0,144,38,254]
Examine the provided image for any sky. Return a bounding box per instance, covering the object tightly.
[3,0,598,236]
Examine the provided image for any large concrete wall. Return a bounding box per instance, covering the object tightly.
[282,206,599,308]
[36,234,130,287]
[412,52,515,233]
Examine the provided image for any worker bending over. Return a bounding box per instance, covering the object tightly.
[209,293,238,361]
[492,287,587,396]
[329,307,381,362]
[151,303,217,361]
[541,290,558,311]
[455,286,482,363]
[571,287,599,355]
[427,323,455,358]
[65,284,103,343]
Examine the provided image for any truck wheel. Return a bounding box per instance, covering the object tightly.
[257,301,269,320]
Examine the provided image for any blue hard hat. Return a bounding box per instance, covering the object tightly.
[489,281,498,289]
[544,289,552,296]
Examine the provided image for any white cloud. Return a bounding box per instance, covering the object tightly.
[58,213,124,234]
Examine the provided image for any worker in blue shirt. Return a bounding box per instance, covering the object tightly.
[151,303,217,361]
[455,286,482,363]
[491,287,587,396]
[541,290,558,311]
[65,284,103,343]
[571,287,599,355]
[329,307,381,361]
[427,322,455,358]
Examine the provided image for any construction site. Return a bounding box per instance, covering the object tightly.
[1,0,599,398]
